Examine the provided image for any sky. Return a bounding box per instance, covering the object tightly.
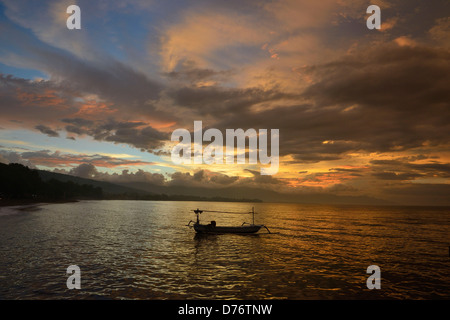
[0,0,449,206]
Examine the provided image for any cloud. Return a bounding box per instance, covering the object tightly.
[163,60,235,87]
[372,171,424,181]
[0,149,154,169]
[0,16,169,119]
[0,150,36,168]
[158,8,269,72]
[243,169,286,185]
[112,169,166,185]
[2,0,95,59]
[264,0,338,30]
[61,118,170,152]
[70,162,98,179]
[0,75,78,126]
[35,124,59,137]
[168,169,239,188]
[0,71,169,151]
[210,41,450,162]
[3,1,448,161]
[167,85,298,123]
[429,17,450,48]
[370,158,450,180]
[61,118,94,127]
[104,123,170,151]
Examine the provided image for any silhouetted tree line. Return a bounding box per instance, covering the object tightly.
[0,163,103,201]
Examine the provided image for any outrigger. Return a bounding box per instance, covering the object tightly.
[186,207,271,234]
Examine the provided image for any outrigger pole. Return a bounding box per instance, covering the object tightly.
[188,207,272,233]
[192,207,257,224]
[193,209,257,214]
[251,207,255,225]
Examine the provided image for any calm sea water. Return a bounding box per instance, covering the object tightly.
[0,200,448,300]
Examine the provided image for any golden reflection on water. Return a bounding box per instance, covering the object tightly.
[0,200,448,299]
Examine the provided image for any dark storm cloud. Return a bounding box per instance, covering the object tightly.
[0,75,169,150]
[0,19,175,124]
[209,173,239,185]
[167,86,298,120]
[0,149,154,168]
[168,170,238,187]
[64,125,88,135]
[211,42,450,162]
[370,159,450,180]
[243,169,285,185]
[0,74,169,154]
[61,118,95,127]
[0,150,36,168]
[0,74,78,124]
[51,57,163,111]
[213,103,366,161]
[5,18,447,162]
[165,68,230,82]
[0,67,169,151]
[167,169,285,189]
[329,168,363,177]
[70,162,98,179]
[56,163,167,185]
[104,124,170,151]
[301,44,450,112]
[34,124,59,137]
[62,118,170,152]
[329,168,362,173]
[163,60,235,84]
[372,171,424,181]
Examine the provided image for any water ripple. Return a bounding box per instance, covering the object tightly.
[0,200,449,299]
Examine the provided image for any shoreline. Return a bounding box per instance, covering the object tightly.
[1,198,448,209]
[0,199,78,208]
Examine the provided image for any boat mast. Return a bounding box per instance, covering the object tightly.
[194,208,203,224]
[252,207,255,225]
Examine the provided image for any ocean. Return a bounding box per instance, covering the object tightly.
[0,200,448,299]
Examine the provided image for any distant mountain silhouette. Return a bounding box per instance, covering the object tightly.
[0,163,388,205]
[38,170,146,195]
[0,163,261,203]
[117,181,388,206]
[37,170,262,202]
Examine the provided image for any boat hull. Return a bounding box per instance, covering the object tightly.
[193,223,262,234]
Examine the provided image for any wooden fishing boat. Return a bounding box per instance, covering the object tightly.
[193,223,263,234]
[186,208,271,234]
